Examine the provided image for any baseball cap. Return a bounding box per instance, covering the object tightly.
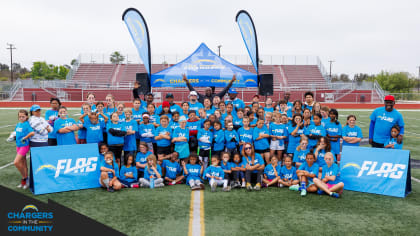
[30,104,41,112]
[189,91,198,97]
[384,95,395,102]
[166,93,174,98]
[228,88,237,94]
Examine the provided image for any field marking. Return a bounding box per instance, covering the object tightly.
[0,161,14,170]
[412,177,420,184]
[188,190,204,236]
[0,124,14,129]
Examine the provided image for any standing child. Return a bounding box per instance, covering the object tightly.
[212,121,225,159]
[253,119,271,164]
[138,113,155,152]
[325,109,342,161]
[304,113,326,151]
[106,112,127,166]
[155,115,172,162]
[162,152,184,185]
[123,108,138,157]
[119,153,138,188]
[224,122,239,157]
[45,98,61,146]
[279,156,299,188]
[99,152,122,192]
[269,112,288,163]
[287,114,305,155]
[77,103,91,144]
[313,152,344,198]
[203,158,229,192]
[384,124,403,149]
[197,120,213,169]
[96,102,108,144]
[262,156,281,188]
[231,153,246,188]
[220,152,233,189]
[182,154,204,190]
[80,112,107,144]
[13,110,35,189]
[342,115,363,147]
[238,117,253,152]
[295,153,319,196]
[172,116,190,160]
[139,154,164,188]
[54,106,79,145]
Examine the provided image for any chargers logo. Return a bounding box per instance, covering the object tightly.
[36,165,56,174]
[22,205,38,212]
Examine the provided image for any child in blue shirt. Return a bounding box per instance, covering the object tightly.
[287,114,305,154]
[13,110,35,189]
[45,98,60,146]
[242,143,265,191]
[106,112,127,166]
[135,142,153,179]
[139,113,155,152]
[253,119,271,164]
[325,109,342,160]
[54,106,78,146]
[203,158,229,192]
[269,112,288,163]
[313,152,344,198]
[162,152,184,185]
[172,116,190,160]
[304,113,326,150]
[119,153,138,188]
[220,152,233,187]
[139,154,164,188]
[197,120,213,169]
[123,108,138,156]
[80,112,108,144]
[314,137,336,168]
[154,115,172,162]
[224,122,239,156]
[237,117,253,152]
[212,121,225,158]
[182,154,204,190]
[342,115,363,147]
[99,152,122,192]
[77,103,91,144]
[231,153,246,188]
[295,152,319,196]
[279,156,299,188]
[293,136,310,168]
[262,156,281,188]
[385,124,403,149]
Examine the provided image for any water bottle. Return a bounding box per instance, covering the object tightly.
[150,177,155,189]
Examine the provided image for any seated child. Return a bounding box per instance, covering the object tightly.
[139,154,164,188]
[136,142,153,179]
[313,152,344,198]
[203,158,229,192]
[99,151,122,192]
[294,152,319,196]
[182,154,204,190]
[162,152,184,185]
[231,153,246,188]
[293,136,310,168]
[279,156,299,188]
[262,156,281,187]
[119,153,138,188]
[220,152,233,188]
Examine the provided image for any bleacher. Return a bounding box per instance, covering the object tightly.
[71,64,116,83]
[281,65,328,89]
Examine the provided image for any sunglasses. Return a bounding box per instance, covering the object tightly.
[244,147,252,150]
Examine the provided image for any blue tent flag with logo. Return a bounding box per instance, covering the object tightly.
[122,8,152,77]
[30,144,101,195]
[151,43,258,88]
[340,146,411,198]
[236,10,259,74]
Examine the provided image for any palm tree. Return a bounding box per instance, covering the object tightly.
[110,51,125,64]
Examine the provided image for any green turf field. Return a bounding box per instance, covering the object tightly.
[0,108,419,235]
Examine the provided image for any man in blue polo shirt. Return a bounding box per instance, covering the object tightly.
[369,95,404,148]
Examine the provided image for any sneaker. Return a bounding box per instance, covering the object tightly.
[241,182,246,188]
[6,131,16,142]
[331,192,340,198]
[223,186,231,192]
[155,183,165,188]
[139,183,145,188]
[167,182,174,186]
[278,183,284,188]
[192,185,200,190]
[246,183,253,191]
[107,186,115,192]
[254,183,261,191]
[199,183,205,190]
[22,180,29,190]
[300,189,307,196]
[317,189,325,195]
[211,182,217,192]
[289,185,299,191]
[131,184,139,188]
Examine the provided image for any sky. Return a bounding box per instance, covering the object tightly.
[1,0,420,78]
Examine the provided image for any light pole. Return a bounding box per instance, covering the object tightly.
[417,66,420,92]
[6,43,16,84]
[328,60,335,80]
[217,45,222,57]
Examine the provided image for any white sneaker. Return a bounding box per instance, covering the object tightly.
[7,131,16,142]
[155,183,165,188]
[278,184,284,188]
[211,182,217,192]
[241,182,246,188]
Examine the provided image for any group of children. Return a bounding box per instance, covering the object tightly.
[10,90,404,197]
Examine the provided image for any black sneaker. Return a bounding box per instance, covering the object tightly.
[107,186,115,192]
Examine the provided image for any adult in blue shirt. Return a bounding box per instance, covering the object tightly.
[45,98,61,146]
[242,142,265,191]
[187,91,204,115]
[369,95,404,148]
[183,74,236,104]
[226,88,245,111]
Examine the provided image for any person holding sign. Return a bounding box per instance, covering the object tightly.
[369,95,404,148]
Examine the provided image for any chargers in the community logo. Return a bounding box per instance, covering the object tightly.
[7,204,54,232]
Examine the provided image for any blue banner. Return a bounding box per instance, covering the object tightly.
[236,10,259,74]
[151,43,258,87]
[122,8,151,76]
[30,144,101,195]
[340,146,411,198]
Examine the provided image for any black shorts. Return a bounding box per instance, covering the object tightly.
[157,146,171,155]
[255,148,270,154]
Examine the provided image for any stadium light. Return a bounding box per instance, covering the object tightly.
[328,60,335,80]
[6,43,16,85]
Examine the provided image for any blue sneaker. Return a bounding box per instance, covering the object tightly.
[317,189,325,195]
[331,192,340,198]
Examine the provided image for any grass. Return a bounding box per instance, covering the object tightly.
[0,108,419,235]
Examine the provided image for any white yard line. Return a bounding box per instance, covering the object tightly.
[189,190,204,236]
[412,177,420,184]
[0,161,14,170]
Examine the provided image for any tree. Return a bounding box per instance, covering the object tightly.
[331,73,350,82]
[353,73,373,82]
[374,71,414,93]
[0,63,9,71]
[31,61,69,80]
[70,59,77,66]
[110,51,125,64]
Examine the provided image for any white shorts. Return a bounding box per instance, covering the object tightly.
[270,140,284,151]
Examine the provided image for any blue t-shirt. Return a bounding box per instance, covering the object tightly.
[370,107,404,144]
[135,151,152,172]
[119,165,138,183]
[100,161,119,179]
[188,102,204,115]
[143,164,162,181]
[203,165,225,180]
[287,124,304,154]
[242,153,264,173]
[104,107,117,117]
[280,165,298,181]
[233,117,243,128]
[316,150,336,167]
[172,127,189,145]
[45,109,59,139]
[253,126,270,150]
[162,160,182,179]
[293,149,310,164]
[224,129,239,149]
[184,164,202,184]
[220,161,233,172]
[123,119,138,151]
[342,125,363,146]
[264,164,281,179]
[385,138,403,149]
[321,117,330,127]
[213,129,225,151]
[15,121,33,147]
[197,128,213,150]
[186,120,201,136]
[264,107,274,113]
[154,125,172,147]
[132,108,146,122]
[139,123,155,143]
[228,98,245,110]
[156,104,182,116]
[238,127,254,144]
[106,122,126,145]
[304,124,326,149]
[54,118,77,145]
[325,121,342,154]
[169,121,180,131]
[321,163,340,184]
[298,162,320,181]
[269,123,288,146]
[84,119,104,143]
[77,119,86,140]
